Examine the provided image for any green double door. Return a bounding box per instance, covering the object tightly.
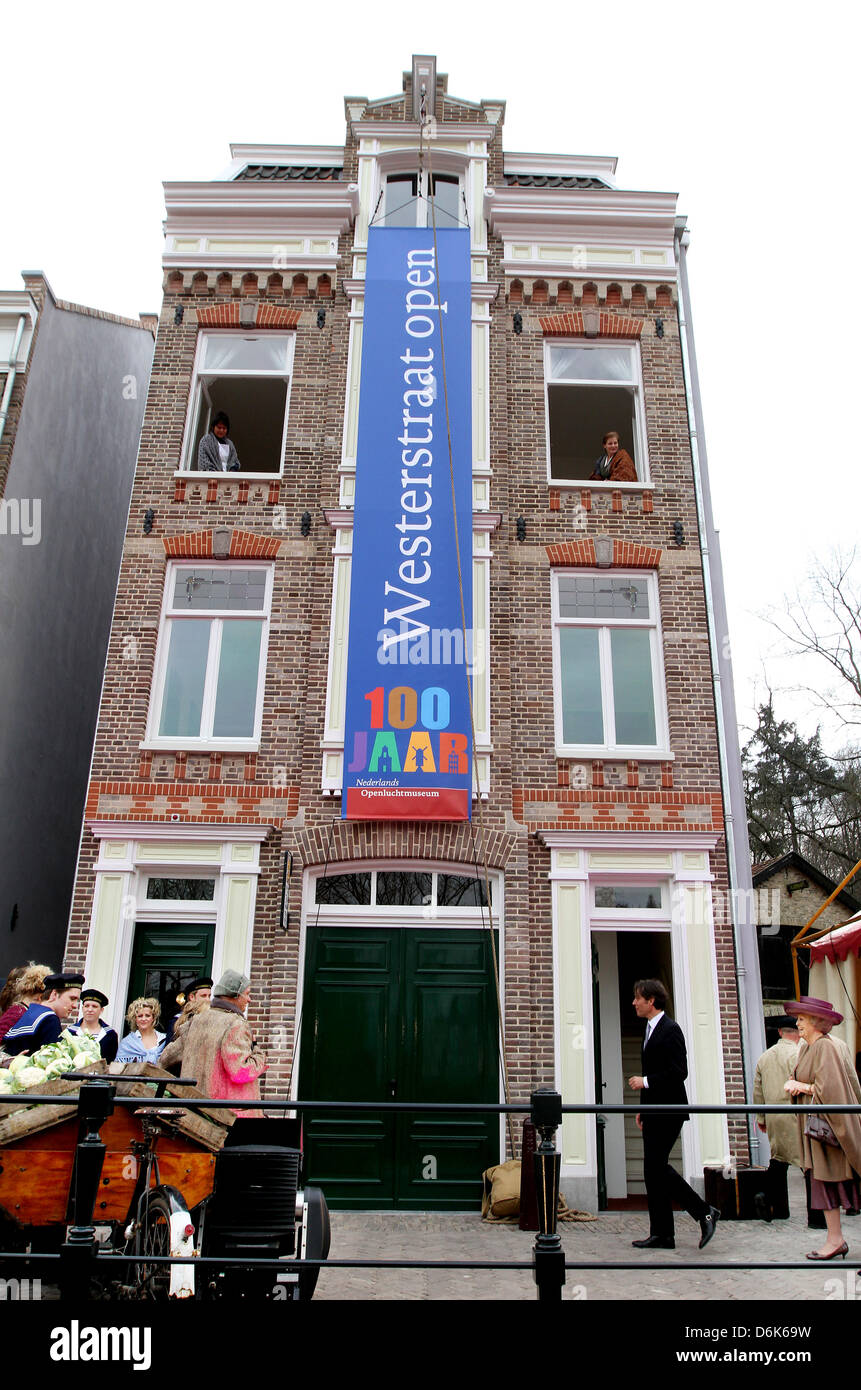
[299,926,500,1209]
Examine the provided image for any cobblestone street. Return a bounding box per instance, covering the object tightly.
[316,1173,861,1301]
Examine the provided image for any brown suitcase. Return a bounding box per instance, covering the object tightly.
[704,1165,777,1219]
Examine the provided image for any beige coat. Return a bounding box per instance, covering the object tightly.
[793,1035,861,1183]
[753,1037,801,1165]
[831,1035,861,1103]
[159,997,265,1115]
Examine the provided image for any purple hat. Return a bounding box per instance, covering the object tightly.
[784,996,843,1027]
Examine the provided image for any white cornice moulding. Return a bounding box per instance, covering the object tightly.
[163,182,359,239]
[505,151,618,181]
[473,512,502,532]
[538,830,720,852]
[485,186,678,240]
[229,144,345,167]
[0,292,38,321]
[352,120,495,142]
[501,261,677,285]
[164,181,360,208]
[162,252,339,273]
[87,820,274,843]
[0,294,38,367]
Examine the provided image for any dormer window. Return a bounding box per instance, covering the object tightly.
[382,172,462,229]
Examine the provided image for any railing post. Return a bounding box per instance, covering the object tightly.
[58,1078,115,1297]
[519,1119,538,1231]
[530,1087,565,1301]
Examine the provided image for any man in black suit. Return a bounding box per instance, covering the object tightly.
[627,978,719,1250]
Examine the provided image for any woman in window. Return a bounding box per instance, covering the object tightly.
[197,411,240,472]
[116,997,166,1065]
[590,430,636,482]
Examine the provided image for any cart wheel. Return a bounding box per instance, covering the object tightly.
[132,1188,195,1300]
[296,1186,331,1301]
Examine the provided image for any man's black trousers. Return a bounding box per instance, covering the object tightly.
[642,1115,708,1238]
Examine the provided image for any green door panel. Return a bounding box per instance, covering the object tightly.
[300,926,500,1210]
[127,922,215,1037]
[299,930,397,1205]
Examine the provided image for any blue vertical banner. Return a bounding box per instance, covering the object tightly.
[342,227,473,821]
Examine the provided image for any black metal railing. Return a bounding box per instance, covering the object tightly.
[1,1078,858,1301]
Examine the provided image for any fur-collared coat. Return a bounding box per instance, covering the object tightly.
[754,1037,801,1165]
[793,1035,861,1183]
[197,432,240,472]
[160,997,265,1115]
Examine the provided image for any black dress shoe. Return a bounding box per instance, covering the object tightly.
[632,1235,675,1249]
[699,1205,720,1249]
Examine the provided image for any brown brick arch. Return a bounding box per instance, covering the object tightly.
[539,312,644,338]
[163,529,281,560]
[292,821,520,871]
[195,303,301,330]
[546,539,662,568]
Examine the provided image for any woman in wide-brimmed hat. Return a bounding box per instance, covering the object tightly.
[783,997,861,1260]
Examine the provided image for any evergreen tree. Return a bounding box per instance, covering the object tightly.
[743,701,861,880]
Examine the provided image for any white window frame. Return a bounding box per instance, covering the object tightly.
[590,878,669,921]
[142,872,219,906]
[543,339,649,486]
[180,330,295,478]
[381,169,465,229]
[551,569,669,759]
[307,866,499,919]
[143,561,274,753]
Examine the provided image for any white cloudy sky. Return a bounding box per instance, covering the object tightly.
[5,0,858,751]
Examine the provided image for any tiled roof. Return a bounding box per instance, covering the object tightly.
[235,165,344,182]
[503,173,609,190]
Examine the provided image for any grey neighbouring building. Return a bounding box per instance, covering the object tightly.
[0,272,155,974]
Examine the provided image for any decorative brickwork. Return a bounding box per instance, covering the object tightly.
[545,539,663,568]
[195,304,301,329]
[513,786,724,833]
[83,778,299,824]
[163,529,282,559]
[539,311,644,338]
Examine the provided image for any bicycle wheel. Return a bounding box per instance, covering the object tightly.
[133,1191,173,1300]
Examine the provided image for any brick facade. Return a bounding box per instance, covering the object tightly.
[67,60,750,1202]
